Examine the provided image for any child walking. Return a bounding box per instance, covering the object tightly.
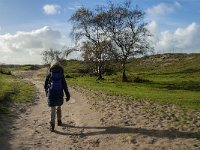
[44,61,70,131]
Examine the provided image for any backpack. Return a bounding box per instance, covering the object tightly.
[48,71,63,98]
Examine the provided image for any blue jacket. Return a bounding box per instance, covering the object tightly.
[44,66,70,107]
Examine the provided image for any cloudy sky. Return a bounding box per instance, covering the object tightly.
[0,0,199,64]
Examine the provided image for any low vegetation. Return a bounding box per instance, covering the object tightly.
[0,71,35,116]
[0,64,41,72]
[65,53,200,110]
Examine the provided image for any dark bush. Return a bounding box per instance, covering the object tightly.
[77,68,89,74]
[29,65,41,70]
[65,74,74,78]
[133,76,151,83]
[0,68,11,75]
[104,68,115,75]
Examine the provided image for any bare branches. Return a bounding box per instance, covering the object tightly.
[41,47,78,65]
[71,6,113,79]
[70,0,153,81]
[41,48,61,64]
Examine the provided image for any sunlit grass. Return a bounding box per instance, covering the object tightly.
[0,65,41,73]
[62,54,200,110]
[68,74,200,110]
[0,74,34,115]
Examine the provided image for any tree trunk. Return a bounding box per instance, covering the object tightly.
[97,65,104,80]
[122,62,128,82]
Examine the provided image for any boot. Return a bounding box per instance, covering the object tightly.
[50,122,55,132]
[57,120,62,126]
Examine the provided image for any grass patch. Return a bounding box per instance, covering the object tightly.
[68,74,200,110]
[63,53,200,110]
[37,71,48,79]
[0,64,42,72]
[0,73,34,116]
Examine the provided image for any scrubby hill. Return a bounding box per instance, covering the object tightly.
[63,53,200,76]
[127,53,200,74]
[65,53,200,110]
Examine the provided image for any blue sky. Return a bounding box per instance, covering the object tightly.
[0,0,199,64]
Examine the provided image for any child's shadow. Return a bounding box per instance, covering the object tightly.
[54,123,200,139]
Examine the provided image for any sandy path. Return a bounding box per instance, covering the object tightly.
[4,69,97,150]
[5,69,132,150]
[1,69,200,150]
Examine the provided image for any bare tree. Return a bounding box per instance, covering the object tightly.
[61,46,80,60]
[41,47,77,65]
[41,48,62,64]
[98,0,152,81]
[70,7,111,80]
[81,40,113,79]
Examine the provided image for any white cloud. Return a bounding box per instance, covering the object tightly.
[67,5,82,10]
[146,21,158,36]
[174,1,181,8]
[147,21,200,53]
[147,3,173,16]
[0,26,67,64]
[43,4,61,15]
[0,26,63,52]
[146,2,181,16]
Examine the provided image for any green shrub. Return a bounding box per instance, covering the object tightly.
[0,68,11,75]
[133,76,151,83]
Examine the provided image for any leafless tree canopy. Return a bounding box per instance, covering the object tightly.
[41,48,61,64]
[70,0,153,81]
[41,47,78,65]
[71,7,113,79]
